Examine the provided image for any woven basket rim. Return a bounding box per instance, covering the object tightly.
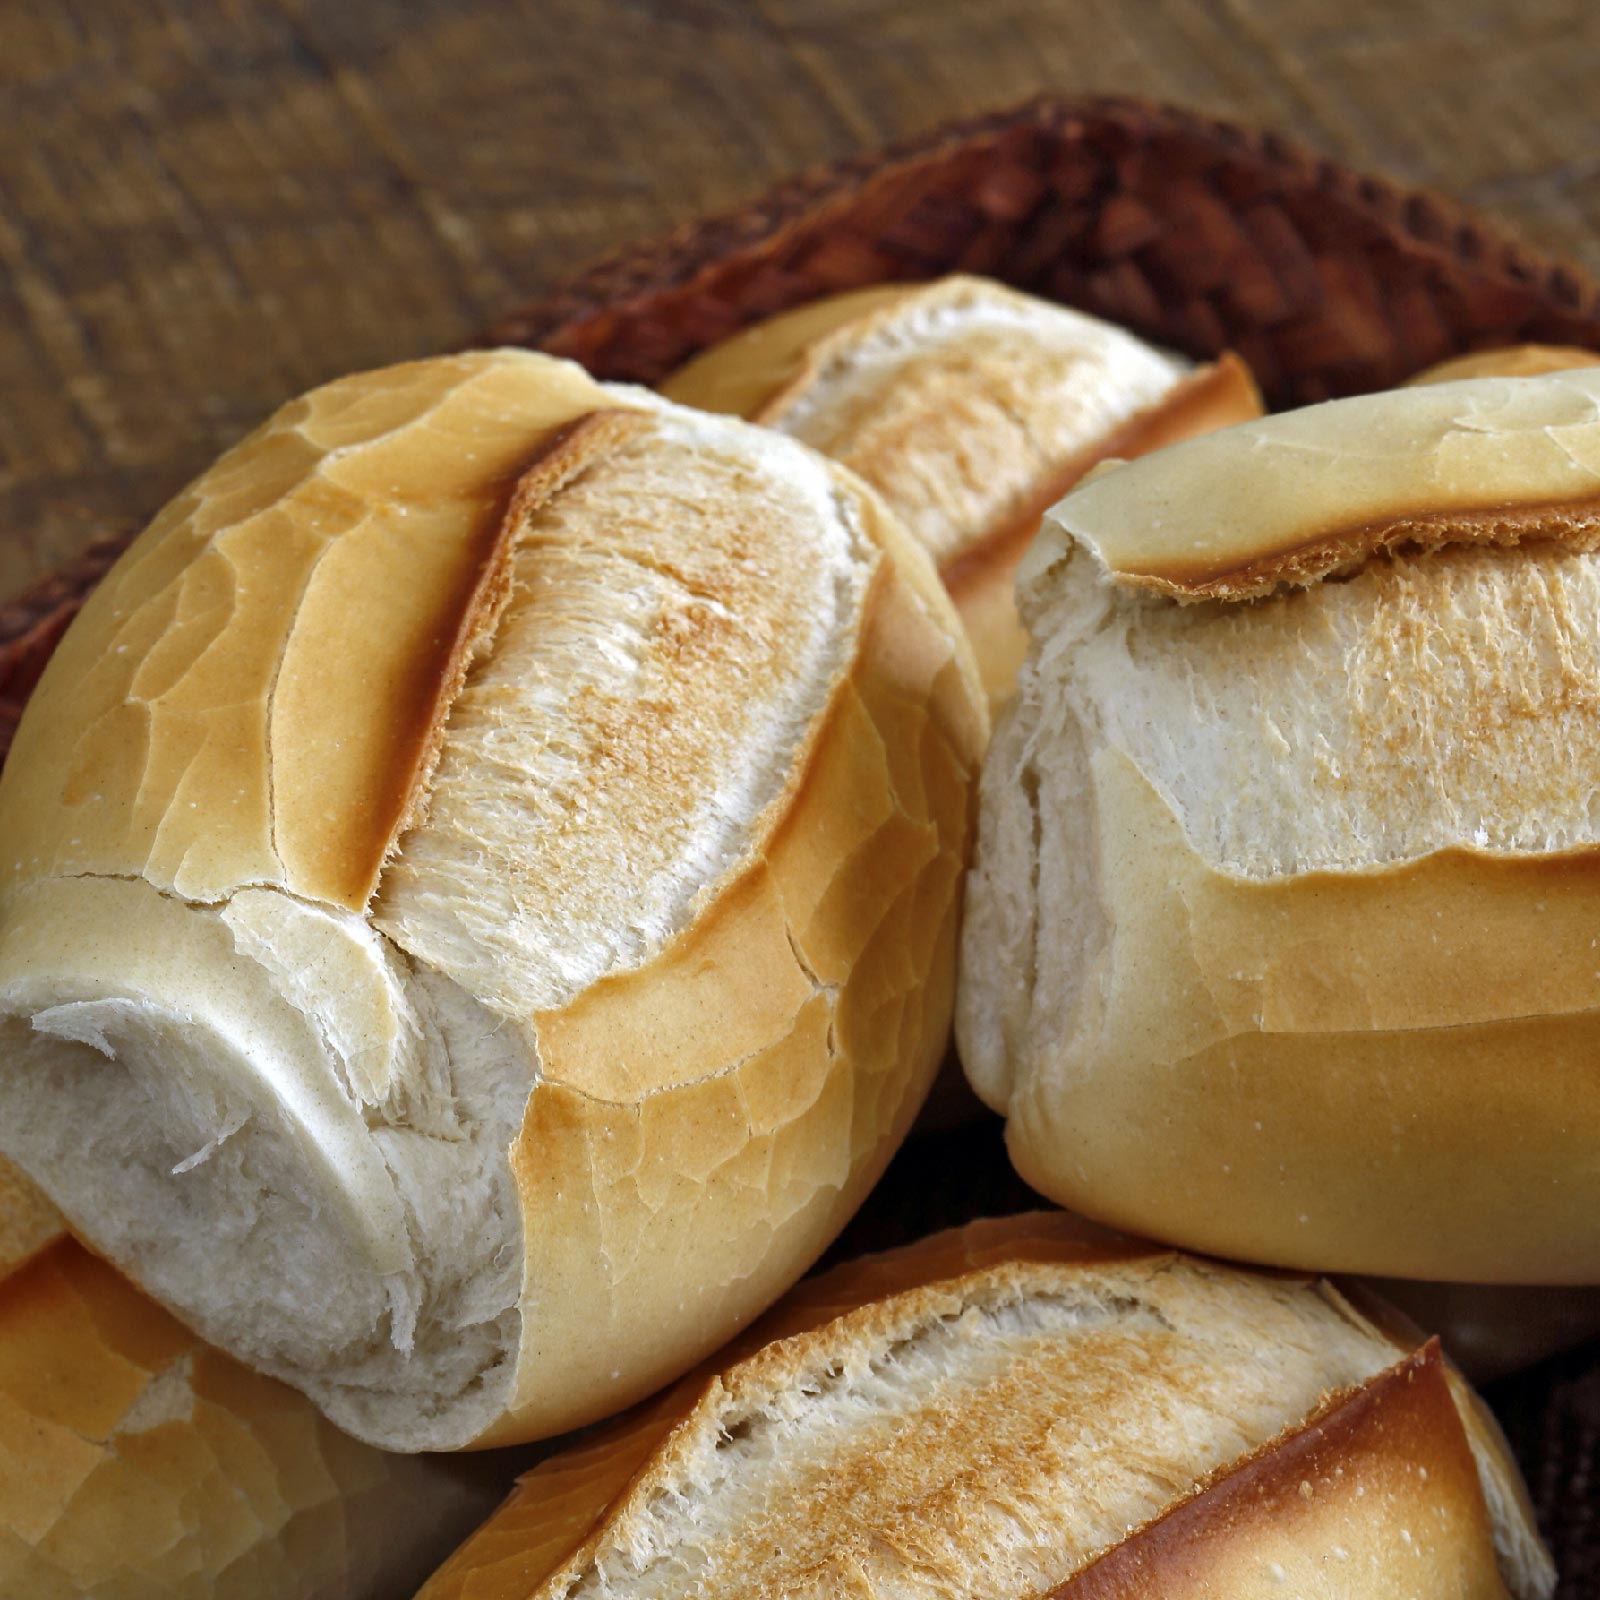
[10,93,1600,656]
[489,93,1600,351]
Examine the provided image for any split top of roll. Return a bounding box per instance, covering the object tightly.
[1024,367,1600,599]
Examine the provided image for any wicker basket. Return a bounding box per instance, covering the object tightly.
[3,95,1599,1590]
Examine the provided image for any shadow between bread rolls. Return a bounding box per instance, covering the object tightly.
[0,350,988,1451]
[959,367,1600,1283]
[414,1214,1553,1600]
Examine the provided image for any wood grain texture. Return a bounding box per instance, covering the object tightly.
[1,0,1597,599]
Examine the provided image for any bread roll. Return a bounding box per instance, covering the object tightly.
[662,276,1262,708]
[414,1214,1552,1600]
[0,350,986,1451]
[0,1157,499,1598]
[959,369,1600,1283]
[1408,344,1600,382]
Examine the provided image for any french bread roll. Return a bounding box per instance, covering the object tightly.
[0,350,986,1451]
[662,275,1262,708]
[0,1157,499,1598]
[959,369,1600,1284]
[414,1213,1552,1600]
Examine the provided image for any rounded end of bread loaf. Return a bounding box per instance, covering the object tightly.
[0,1174,502,1597]
[1407,343,1600,384]
[0,874,527,1449]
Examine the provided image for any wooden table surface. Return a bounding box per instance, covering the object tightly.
[4,0,1598,604]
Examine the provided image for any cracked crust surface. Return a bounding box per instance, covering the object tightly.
[415,1215,1548,1600]
[0,350,986,1450]
[487,473,987,1440]
[0,353,614,912]
[0,1157,498,1599]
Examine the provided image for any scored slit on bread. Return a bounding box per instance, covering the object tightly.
[415,1214,1551,1600]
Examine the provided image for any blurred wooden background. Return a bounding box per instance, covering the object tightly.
[3,0,1598,603]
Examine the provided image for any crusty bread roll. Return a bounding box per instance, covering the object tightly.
[1408,344,1600,382]
[0,350,986,1451]
[414,1214,1552,1600]
[662,276,1262,708]
[0,1157,499,1598]
[959,370,1600,1284]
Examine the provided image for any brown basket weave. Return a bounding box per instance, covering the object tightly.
[2,95,1599,1589]
[8,96,1600,745]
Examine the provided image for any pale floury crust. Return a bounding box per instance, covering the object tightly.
[414,1215,1550,1600]
[0,1158,499,1599]
[0,1154,61,1279]
[663,275,1262,707]
[0,350,986,1450]
[961,369,1600,1285]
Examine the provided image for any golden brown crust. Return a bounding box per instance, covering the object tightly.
[1030,368,1600,603]
[1103,351,1262,462]
[668,277,1260,580]
[0,350,988,1454]
[660,283,918,420]
[0,1158,62,1283]
[379,408,650,903]
[1004,750,1600,1282]
[1108,496,1600,599]
[939,354,1264,596]
[1408,344,1600,383]
[1055,1344,1506,1599]
[664,277,1261,709]
[490,509,987,1441]
[418,1215,1165,1599]
[736,283,1257,514]
[937,353,1262,700]
[0,1236,499,1599]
